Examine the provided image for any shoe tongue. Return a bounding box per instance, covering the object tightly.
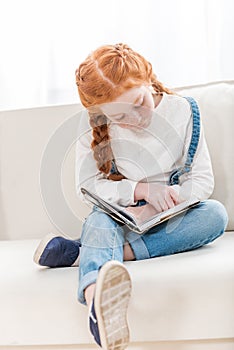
[75,239,81,247]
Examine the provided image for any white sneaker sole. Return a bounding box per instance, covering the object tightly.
[94,261,132,350]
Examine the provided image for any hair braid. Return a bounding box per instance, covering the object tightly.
[88,112,125,180]
[89,112,112,174]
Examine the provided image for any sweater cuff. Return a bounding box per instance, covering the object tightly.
[117,179,138,206]
[170,184,180,194]
[171,184,199,201]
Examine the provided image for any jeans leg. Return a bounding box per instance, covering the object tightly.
[127,199,228,260]
[78,207,125,304]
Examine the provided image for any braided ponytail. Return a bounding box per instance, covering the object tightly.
[88,111,125,180]
[88,112,112,174]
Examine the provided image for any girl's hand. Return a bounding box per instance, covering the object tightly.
[125,204,159,223]
[134,183,183,213]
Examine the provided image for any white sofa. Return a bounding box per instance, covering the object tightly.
[0,81,234,350]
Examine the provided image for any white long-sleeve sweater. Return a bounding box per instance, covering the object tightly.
[75,93,214,206]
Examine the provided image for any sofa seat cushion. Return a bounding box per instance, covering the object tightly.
[0,232,234,346]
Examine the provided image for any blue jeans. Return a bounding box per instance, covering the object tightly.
[78,199,228,304]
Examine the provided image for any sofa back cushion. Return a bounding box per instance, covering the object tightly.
[0,104,90,240]
[177,81,234,231]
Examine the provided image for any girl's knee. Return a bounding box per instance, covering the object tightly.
[202,199,229,233]
[81,208,124,247]
[85,208,118,230]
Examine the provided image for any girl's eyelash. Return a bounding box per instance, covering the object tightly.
[135,97,144,107]
[117,114,125,120]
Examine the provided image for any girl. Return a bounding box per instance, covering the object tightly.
[34,43,228,350]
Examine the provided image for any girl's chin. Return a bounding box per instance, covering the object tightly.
[119,125,145,132]
[119,121,151,131]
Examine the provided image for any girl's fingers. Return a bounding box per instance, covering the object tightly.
[169,188,180,205]
[164,193,175,209]
[158,197,169,211]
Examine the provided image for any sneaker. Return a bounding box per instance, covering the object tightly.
[89,261,132,350]
[33,233,81,267]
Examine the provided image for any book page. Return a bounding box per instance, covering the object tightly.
[137,198,200,232]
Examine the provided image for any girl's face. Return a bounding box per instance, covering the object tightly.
[100,86,156,131]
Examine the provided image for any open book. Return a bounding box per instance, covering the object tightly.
[81,187,200,234]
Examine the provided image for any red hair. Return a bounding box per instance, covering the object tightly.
[75,43,174,180]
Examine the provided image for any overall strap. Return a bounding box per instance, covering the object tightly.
[110,158,120,175]
[168,96,201,186]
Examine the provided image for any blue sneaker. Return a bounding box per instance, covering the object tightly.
[89,261,132,350]
[33,233,81,267]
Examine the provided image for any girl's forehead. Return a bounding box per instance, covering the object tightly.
[113,86,146,103]
[101,101,133,117]
[100,86,147,116]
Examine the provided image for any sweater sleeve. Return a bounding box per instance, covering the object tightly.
[75,111,138,206]
[171,114,214,201]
